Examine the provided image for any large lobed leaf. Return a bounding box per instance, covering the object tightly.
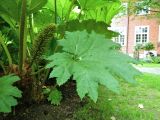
[46,31,141,102]
[76,0,122,25]
[83,0,122,25]
[46,0,73,21]
[78,0,108,10]
[28,0,48,14]
[57,19,119,39]
[0,0,21,22]
[0,0,47,24]
[0,74,22,113]
[33,9,54,29]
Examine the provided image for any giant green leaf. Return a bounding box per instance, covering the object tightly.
[0,0,47,26]
[46,0,74,21]
[84,1,122,24]
[34,9,54,29]
[0,0,21,22]
[46,31,141,102]
[77,0,108,10]
[0,75,22,113]
[28,0,48,14]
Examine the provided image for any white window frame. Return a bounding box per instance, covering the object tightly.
[112,27,127,46]
[134,26,150,45]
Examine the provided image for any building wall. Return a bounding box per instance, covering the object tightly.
[111,15,160,56]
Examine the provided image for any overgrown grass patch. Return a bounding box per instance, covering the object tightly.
[74,74,160,120]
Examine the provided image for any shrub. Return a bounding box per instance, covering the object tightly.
[143,42,155,51]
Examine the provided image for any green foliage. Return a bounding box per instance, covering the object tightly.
[46,0,73,21]
[46,30,140,102]
[0,0,21,22]
[33,9,54,29]
[47,88,62,105]
[110,43,122,50]
[137,0,160,19]
[57,19,118,38]
[0,0,141,111]
[28,0,48,14]
[78,0,107,10]
[81,0,122,24]
[45,0,121,24]
[143,42,155,51]
[0,75,22,113]
[0,32,12,66]
[0,0,47,26]
[30,24,56,67]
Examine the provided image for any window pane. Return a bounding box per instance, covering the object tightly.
[120,35,125,45]
[142,27,148,33]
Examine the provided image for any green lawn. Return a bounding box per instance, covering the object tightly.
[73,74,160,120]
[138,63,160,68]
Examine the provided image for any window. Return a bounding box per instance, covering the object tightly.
[114,35,125,46]
[135,26,149,44]
[111,27,127,46]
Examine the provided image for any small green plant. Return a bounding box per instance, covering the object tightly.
[0,75,22,113]
[46,30,140,102]
[47,88,62,105]
[43,87,62,105]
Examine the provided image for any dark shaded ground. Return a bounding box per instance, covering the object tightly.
[0,82,87,120]
[0,99,83,120]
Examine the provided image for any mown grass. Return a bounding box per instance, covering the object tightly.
[138,63,160,68]
[73,74,160,120]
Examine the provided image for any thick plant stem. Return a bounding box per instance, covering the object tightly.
[0,35,12,67]
[0,61,7,74]
[19,0,27,73]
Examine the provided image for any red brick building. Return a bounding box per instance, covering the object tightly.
[110,3,160,58]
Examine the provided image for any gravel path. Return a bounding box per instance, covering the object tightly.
[134,66,160,75]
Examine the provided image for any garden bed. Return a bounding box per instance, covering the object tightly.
[1,98,82,120]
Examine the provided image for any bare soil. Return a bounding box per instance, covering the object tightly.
[0,81,87,120]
